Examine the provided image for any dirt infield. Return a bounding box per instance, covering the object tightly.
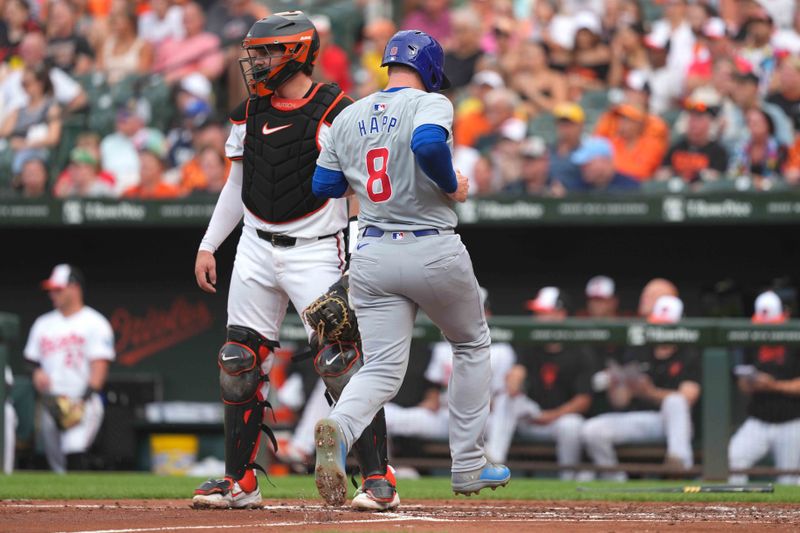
[1,499,798,532]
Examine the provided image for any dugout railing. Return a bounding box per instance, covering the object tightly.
[0,312,19,472]
[277,316,800,481]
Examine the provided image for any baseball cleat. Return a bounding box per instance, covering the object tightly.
[451,461,511,496]
[314,418,348,506]
[192,478,262,509]
[351,466,400,512]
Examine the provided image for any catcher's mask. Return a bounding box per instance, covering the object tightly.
[239,10,320,96]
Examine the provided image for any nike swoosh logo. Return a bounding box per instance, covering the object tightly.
[356,243,370,250]
[221,353,238,361]
[262,122,292,136]
[325,353,340,365]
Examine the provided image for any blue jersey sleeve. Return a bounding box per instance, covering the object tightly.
[411,124,457,194]
[312,165,348,198]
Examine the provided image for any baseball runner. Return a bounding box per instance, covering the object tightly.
[310,29,510,506]
[729,291,800,485]
[385,288,516,442]
[485,287,593,480]
[24,264,115,473]
[581,295,701,481]
[191,12,399,511]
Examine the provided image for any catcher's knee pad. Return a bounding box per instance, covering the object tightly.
[219,325,279,481]
[313,341,362,401]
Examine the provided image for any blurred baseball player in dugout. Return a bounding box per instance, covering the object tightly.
[24,264,115,473]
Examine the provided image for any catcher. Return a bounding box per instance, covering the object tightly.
[191,11,398,511]
[303,275,399,511]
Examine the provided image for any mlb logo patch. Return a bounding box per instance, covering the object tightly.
[373,103,387,113]
[391,232,405,240]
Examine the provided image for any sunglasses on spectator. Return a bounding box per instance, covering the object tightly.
[685,101,719,116]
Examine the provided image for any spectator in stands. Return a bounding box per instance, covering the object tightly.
[123,132,181,199]
[310,14,351,94]
[509,41,568,116]
[97,8,152,85]
[100,98,160,195]
[729,106,788,189]
[357,17,396,96]
[468,155,495,197]
[443,7,483,90]
[138,0,184,46]
[568,11,612,91]
[726,65,793,153]
[152,2,225,85]
[595,102,669,181]
[184,145,227,196]
[584,275,619,319]
[45,0,94,76]
[0,0,41,63]
[767,55,800,133]
[474,87,526,153]
[15,157,49,197]
[401,0,452,46]
[639,32,683,116]
[729,290,800,485]
[453,70,504,148]
[1,65,62,176]
[650,0,694,89]
[572,136,640,192]
[685,17,735,93]
[608,21,649,89]
[656,95,729,186]
[737,10,779,86]
[167,73,213,169]
[582,295,702,480]
[53,147,115,198]
[503,136,564,197]
[177,119,227,193]
[0,32,87,117]
[486,287,593,480]
[549,102,586,191]
[207,0,266,109]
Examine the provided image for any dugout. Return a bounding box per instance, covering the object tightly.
[0,193,799,478]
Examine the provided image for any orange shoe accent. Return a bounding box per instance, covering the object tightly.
[237,470,257,492]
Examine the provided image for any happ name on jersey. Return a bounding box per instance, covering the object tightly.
[357,114,399,137]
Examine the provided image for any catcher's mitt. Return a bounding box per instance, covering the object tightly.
[41,395,85,430]
[303,275,360,343]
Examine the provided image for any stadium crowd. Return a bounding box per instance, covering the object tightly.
[2,0,800,197]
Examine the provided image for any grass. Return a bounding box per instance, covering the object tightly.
[1,473,800,503]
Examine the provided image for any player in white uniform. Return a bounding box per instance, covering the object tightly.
[385,289,516,442]
[192,12,399,511]
[311,30,510,506]
[24,264,115,473]
[729,291,800,485]
[581,295,701,480]
[4,366,16,473]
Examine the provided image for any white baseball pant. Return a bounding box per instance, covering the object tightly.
[485,393,584,480]
[729,416,800,485]
[4,401,15,474]
[38,394,104,473]
[581,393,694,481]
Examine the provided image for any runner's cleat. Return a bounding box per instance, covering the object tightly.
[192,477,262,509]
[314,418,348,506]
[451,461,510,496]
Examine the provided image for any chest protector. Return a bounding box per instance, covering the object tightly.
[242,84,345,223]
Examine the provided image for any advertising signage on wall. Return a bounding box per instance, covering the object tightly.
[2,193,800,226]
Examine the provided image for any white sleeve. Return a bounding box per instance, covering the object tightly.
[316,121,342,172]
[50,68,81,106]
[225,123,246,159]
[412,92,454,137]
[87,315,115,361]
[23,318,44,363]
[199,161,244,253]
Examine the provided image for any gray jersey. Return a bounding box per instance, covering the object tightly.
[317,88,458,231]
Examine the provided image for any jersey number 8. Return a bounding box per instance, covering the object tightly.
[365,147,392,203]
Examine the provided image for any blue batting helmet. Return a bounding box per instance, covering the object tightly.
[381,30,451,92]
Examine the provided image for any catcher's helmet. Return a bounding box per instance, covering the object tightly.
[239,11,320,95]
[381,30,451,92]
